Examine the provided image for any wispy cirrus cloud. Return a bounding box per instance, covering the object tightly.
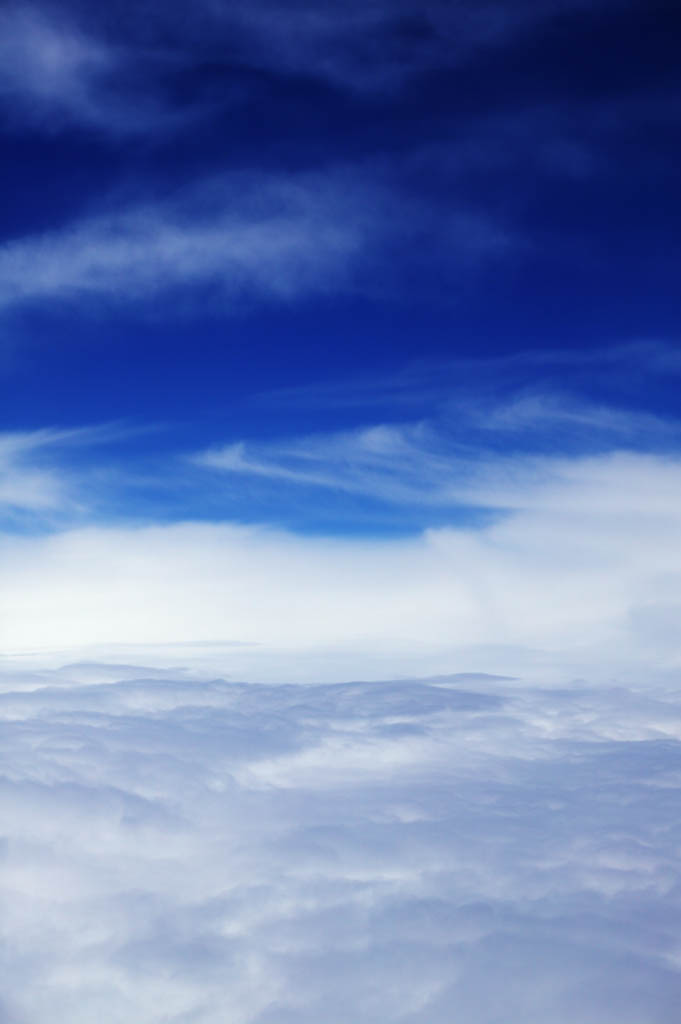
[195,390,681,509]
[0,173,369,311]
[1,0,619,110]
[7,354,675,530]
[0,0,632,141]
[196,423,457,504]
[0,426,97,519]
[251,342,681,414]
[0,168,510,314]
[0,4,184,135]
[166,0,627,94]
[0,5,112,123]
[184,0,587,92]
[0,423,140,527]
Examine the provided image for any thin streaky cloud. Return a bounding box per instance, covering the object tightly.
[0,423,143,517]
[195,397,681,509]
[0,0,643,148]
[1,386,676,532]
[250,342,681,412]
[0,168,511,314]
[152,0,623,93]
[0,174,368,311]
[0,426,95,512]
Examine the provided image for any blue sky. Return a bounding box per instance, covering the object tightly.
[0,0,680,667]
[2,0,680,469]
[4,4,681,1023]
[1,0,681,661]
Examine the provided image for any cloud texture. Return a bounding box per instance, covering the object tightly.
[0,0,620,133]
[2,662,681,1023]
[4,413,681,683]
[0,174,375,311]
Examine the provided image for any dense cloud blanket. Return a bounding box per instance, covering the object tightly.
[2,665,681,1023]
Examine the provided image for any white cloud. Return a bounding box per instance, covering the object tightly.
[0,426,91,516]
[0,424,134,525]
[3,396,681,680]
[1,662,680,1022]
[196,424,454,500]
[0,0,608,135]
[252,342,681,413]
[0,173,375,311]
[196,416,681,511]
[0,160,513,315]
[4,441,681,680]
[0,0,627,154]
[3,388,681,1022]
[0,3,197,135]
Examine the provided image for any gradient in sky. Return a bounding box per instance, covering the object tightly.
[2,1,681,1022]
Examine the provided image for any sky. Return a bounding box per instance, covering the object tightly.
[2,1,681,1021]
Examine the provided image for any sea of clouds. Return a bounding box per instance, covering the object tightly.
[2,658,681,1023]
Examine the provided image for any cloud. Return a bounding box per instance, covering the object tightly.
[195,401,681,508]
[0,0,629,140]
[0,5,112,122]
[136,0,625,96]
[2,375,681,677]
[196,424,457,503]
[0,166,510,314]
[0,173,384,312]
[0,4,181,135]
[0,423,142,527]
[0,426,99,520]
[3,383,681,678]
[5,439,681,681]
[1,661,681,1022]
[252,342,681,413]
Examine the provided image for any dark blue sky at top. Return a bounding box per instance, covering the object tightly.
[1,0,681,532]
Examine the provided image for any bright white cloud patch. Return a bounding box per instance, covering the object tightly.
[1,661,680,1023]
[4,441,681,679]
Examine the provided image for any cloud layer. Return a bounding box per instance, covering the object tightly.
[3,376,681,682]
[4,442,681,682]
[2,661,681,1023]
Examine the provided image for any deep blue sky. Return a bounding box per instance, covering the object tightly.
[2,0,681,532]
